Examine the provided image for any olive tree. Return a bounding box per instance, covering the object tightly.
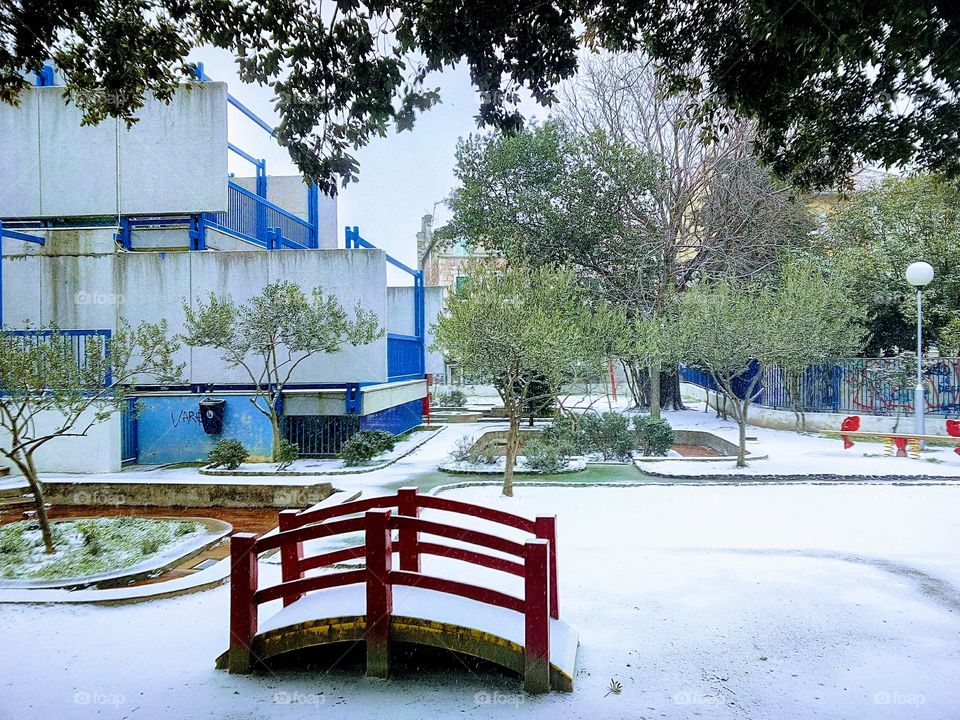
[676,260,864,465]
[433,261,616,496]
[0,322,182,553]
[181,281,382,461]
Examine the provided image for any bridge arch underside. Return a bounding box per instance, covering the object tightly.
[218,615,574,692]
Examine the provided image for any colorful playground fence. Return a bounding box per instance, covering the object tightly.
[681,357,960,418]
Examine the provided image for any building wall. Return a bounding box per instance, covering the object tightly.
[0,408,121,475]
[134,394,273,464]
[2,239,391,384]
[1,83,228,218]
[386,286,445,376]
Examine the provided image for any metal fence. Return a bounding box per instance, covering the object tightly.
[283,415,361,456]
[204,182,315,249]
[3,329,113,385]
[387,333,425,382]
[681,358,960,418]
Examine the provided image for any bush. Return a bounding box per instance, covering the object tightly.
[467,442,498,465]
[523,437,570,473]
[275,440,299,470]
[542,413,587,454]
[634,415,675,457]
[207,438,249,470]
[449,435,476,462]
[433,387,468,407]
[580,412,635,461]
[340,430,397,466]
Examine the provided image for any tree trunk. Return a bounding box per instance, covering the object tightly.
[736,404,748,468]
[502,411,519,497]
[661,369,687,411]
[19,452,55,553]
[270,409,283,461]
[649,361,662,418]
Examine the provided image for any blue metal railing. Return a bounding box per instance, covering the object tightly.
[3,329,113,386]
[387,333,425,381]
[121,398,138,465]
[681,358,960,418]
[203,182,313,249]
[346,226,426,383]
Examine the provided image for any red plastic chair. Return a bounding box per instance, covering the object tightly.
[840,416,861,450]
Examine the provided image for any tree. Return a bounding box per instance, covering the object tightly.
[676,261,864,465]
[181,281,382,461]
[6,3,957,191]
[771,258,867,431]
[585,1,960,190]
[0,323,182,553]
[824,174,960,356]
[446,101,812,411]
[432,261,614,496]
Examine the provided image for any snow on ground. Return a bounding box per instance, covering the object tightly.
[3,482,959,720]
[634,405,960,477]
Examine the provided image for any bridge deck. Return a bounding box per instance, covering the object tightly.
[250,583,578,691]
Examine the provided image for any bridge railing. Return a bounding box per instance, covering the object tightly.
[228,487,559,692]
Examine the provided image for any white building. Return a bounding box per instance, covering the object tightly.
[1,66,442,471]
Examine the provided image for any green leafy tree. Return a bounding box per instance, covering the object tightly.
[181,281,382,461]
[824,174,960,355]
[5,3,957,191]
[432,261,616,496]
[0,322,182,552]
[676,261,864,465]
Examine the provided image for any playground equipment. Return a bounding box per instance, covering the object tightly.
[218,487,578,693]
[835,415,960,457]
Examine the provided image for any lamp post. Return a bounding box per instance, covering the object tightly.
[905,261,935,437]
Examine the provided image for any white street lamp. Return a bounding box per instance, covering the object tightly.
[905,261,934,438]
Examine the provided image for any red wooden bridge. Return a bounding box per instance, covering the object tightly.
[219,487,578,693]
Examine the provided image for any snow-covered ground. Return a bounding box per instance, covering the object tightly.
[633,405,960,478]
[3,482,959,719]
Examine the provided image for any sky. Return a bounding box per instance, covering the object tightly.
[191,49,547,284]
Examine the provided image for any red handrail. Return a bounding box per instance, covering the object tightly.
[227,488,559,693]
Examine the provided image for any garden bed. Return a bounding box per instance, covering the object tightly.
[439,456,587,475]
[0,516,230,589]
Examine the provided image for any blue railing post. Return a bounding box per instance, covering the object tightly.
[188,215,207,251]
[307,183,319,248]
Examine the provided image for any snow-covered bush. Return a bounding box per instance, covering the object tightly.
[275,440,299,470]
[523,438,570,473]
[633,415,675,456]
[340,430,397,466]
[207,438,249,470]
[580,412,634,461]
[449,435,476,462]
[433,388,468,407]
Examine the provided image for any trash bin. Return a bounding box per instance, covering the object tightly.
[199,398,226,435]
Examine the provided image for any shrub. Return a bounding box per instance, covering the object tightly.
[467,442,498,465]
[275,440,299,470]
[340,430,397,466]
[140,537,162,555]
[580,412,635,461]
[541,413,590,455]
[634,415,675,457]
[433,387,468,407]
[207,438,249,470]
[523,438,570,473]
[449,435,476,462]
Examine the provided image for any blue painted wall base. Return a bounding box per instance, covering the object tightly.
[135,395,273,464]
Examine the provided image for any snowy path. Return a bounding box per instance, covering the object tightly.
[3,483,959,719]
